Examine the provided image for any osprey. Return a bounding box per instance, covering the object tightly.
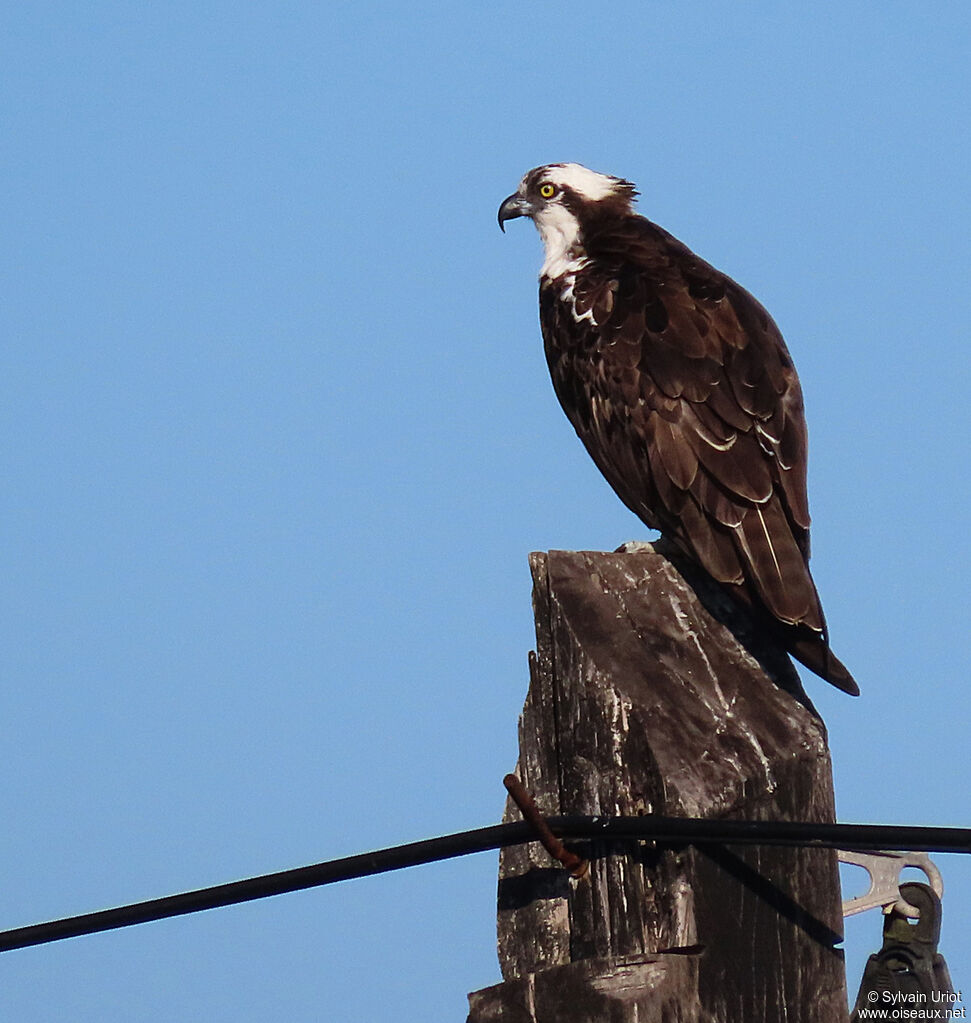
[499,163,858,695]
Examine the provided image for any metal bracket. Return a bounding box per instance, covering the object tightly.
[838,849,944,918]
[850,882,955,1017]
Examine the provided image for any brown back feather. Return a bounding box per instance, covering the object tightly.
[540,212,835,655]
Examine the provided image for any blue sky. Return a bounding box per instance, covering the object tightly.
[1,2,968,1018]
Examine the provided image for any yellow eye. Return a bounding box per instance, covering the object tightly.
[539,182,556,198]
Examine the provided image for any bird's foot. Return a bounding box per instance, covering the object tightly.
[614,540,656,554]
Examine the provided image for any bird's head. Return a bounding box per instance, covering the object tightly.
[498,163,638,275]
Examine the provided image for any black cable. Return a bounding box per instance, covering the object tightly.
[1,816,969,954]
[555,816,971,853]
[0,821,530,955]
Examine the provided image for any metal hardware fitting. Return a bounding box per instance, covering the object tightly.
[838,849,943,918]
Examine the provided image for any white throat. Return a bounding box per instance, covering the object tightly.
[534,204,585,279]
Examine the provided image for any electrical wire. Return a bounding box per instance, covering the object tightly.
[2,815,969,954]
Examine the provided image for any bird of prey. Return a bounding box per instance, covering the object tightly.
[498,163,858,695]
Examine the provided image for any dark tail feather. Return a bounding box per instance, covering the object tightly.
[645,536,860,695]
[786,635,860,696]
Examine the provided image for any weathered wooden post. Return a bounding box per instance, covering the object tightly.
[467,545,847,1022]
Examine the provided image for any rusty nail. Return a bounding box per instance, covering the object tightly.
[503,774,589,878]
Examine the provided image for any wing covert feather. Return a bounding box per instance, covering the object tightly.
[540,215,819,633]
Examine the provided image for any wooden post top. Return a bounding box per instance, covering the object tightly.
[468,546,847,1023]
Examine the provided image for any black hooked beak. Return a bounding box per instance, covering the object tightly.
[498,193,533,232]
